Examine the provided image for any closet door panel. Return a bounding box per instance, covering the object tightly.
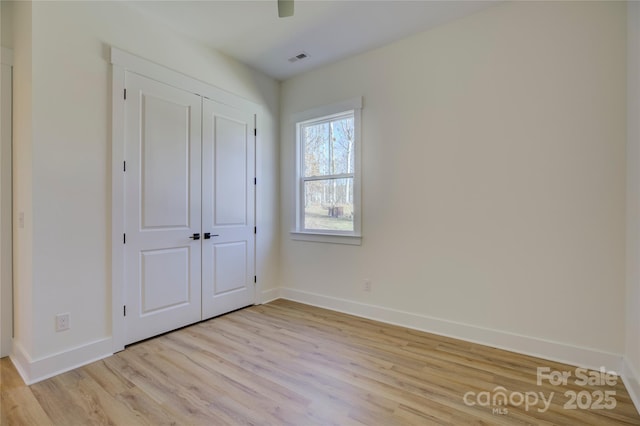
[202,98,255,319]
[124,72,202,345]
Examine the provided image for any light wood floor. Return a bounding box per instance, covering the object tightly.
[1,299,639,425]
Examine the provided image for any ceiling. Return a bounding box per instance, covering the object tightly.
[130,0,499,81]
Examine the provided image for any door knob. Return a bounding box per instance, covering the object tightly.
[203,233,219,239]
[189,233,200,240]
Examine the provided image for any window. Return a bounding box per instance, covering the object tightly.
[292,98,362,244]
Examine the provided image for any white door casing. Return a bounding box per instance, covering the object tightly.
[112,49,260,351]
[1,48,13,357]
[124,72,203,345]
[202,98,256,320]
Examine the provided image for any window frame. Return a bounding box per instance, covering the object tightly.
[291,97,362,245]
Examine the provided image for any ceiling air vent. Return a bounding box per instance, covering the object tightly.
[288,52,309,63]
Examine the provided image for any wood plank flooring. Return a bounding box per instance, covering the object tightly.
[1,299,639,425]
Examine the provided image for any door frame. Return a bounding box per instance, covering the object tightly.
[110,48,259,352]
[1,47,14,357]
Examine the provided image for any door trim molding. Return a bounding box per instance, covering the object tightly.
[1,47,13,357]
[110,48,260,112]
[110,47,259,353]
[111,62,126,352]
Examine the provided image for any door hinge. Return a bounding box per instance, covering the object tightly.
[124,88,127,100]
[254,128,257,137]
[123,161,126,172]
[254,226,257,234]
[123,233,126,244]
[254,177,257,185]
[254,276,257,283]
[123,305,126,316]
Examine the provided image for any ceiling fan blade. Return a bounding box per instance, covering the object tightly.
[278,0,294,18]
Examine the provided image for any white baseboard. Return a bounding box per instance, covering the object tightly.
[621,357,640,414]
[260,287,281,304]
[10,340,32,383]
[278,288,622,373]
[6,287,631,412]
[10,337,113,385]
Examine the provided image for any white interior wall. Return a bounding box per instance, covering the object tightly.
[1,0,634,392]
[1,1,10,46]
[280,1,626,367]
[0,2,4,357]
[0,1,3,357]
[625,0,640,407]
[5,0,279,379]
[5,0,34,362]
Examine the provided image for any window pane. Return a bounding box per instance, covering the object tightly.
[331,117,355,175]
[304,178,354,231]
[302,122,329,177]
[302,115,354,177]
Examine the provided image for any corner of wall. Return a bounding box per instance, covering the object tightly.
[260,287,281,304]
[9,0,34,363]
[627,1,640,415]
[622,357,640,415]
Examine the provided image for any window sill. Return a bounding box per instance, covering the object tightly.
[290,231,362,246]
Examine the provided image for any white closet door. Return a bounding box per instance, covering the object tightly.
[124,72,202,345]
[201,98,255,320]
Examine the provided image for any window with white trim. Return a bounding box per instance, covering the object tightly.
[292,98,362,244]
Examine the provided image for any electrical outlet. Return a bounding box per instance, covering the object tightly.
[364,279,372,292]
[55,313,70,332]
